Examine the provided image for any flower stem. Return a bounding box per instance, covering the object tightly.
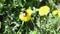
[17,21,24,34]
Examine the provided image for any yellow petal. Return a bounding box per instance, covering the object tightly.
[25,8,32,16]
[39,6,50,16]
[52,10,58,16]
[19,12,31,22]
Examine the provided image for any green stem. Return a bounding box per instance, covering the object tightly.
[17,21,24,34]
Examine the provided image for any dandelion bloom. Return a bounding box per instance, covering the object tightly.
[25,8,32,16]
[19,8,32,22]
[52,10,60,17]
[52,10,58,16]
[39,6,50,16]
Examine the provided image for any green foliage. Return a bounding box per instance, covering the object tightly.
[0,0,60,34]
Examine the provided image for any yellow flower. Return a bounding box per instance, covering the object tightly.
[39,6,50,16]
[19,8,32,22]
[52,10,58,16]
[25,8,32,16]
[52,10,60,17]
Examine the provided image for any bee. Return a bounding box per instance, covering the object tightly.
[23,11,27,17]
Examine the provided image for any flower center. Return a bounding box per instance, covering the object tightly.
[23,11,27,17]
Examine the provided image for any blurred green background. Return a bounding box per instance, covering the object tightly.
[0,0,60,34]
